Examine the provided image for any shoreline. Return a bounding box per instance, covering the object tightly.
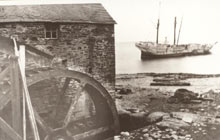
[116,72,220,94]
[116,72,220,79]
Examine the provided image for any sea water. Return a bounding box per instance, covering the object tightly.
[116,42,220,74]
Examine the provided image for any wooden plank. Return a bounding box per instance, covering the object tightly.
[0,91,11,110]
[20,45,27,140]
[10,59,22,135]
[0,67,9,82]
[0,117,22,140]
[22,43,54,59]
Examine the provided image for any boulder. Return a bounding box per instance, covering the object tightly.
[173,89,199,103]
[146,112,170,123]
[118,109,149,131]
[171,112,198,123]
[120,131,130,137]
[156,118,190,130]
[168,88,199,103]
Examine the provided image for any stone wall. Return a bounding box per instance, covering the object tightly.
[0,22,115,91]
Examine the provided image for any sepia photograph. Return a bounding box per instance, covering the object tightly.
[0,0,220,140]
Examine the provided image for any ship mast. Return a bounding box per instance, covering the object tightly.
[156,19,160,44]
[156,1,161,44]
[174,17,177,45]
[177,16,183,45]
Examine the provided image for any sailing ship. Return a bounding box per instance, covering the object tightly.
[136,17,216,59]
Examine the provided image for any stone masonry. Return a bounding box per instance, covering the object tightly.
[0,22,115,91]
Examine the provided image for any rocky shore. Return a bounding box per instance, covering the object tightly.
[114,73,220,140]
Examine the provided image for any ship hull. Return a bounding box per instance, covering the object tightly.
[136,42,213,60]
[141,50,211,59]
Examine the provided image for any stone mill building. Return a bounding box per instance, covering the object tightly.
[0,3,116,91]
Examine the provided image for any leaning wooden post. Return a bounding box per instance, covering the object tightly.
[12,38,40,140]
[10,56,22,136]
[19,45,26,140]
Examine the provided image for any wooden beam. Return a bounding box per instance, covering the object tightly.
[10,58,22,135]
[0,67,9,82]
[19,45,26,140]
[0,117,22,140]
[0,91,11,110]
[13,37,40,140]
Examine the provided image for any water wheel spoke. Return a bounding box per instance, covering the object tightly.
[61,78,71,94]
[33,109,53,135]
[63,82,86,127]
[53,78,71,118]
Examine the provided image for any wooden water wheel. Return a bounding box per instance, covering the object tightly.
[0,36,120,140]
[27,68,120,140]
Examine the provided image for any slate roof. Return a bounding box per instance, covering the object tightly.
[0,3,116,24]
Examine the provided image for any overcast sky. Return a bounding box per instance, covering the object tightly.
[0,0,220,44]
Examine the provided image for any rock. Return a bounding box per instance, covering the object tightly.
[150,133,161,139]
[171,112,198,123]
[120,131,130,137]
[156,118,190,129]
[194,131,199,133]
[182,116,193,123]
[146,112,170,123]
[171,130,177,134]
[118,88,132,95]
[115,95,123,99]
[167,96,179,104]
[125,108,140,113]
[216,105,220,109]
[114,135,120,140]
[143,133,149,138]
[178,136,186,139]
[171,88,199,103]
[201,98,214,102]
[147,137,154,140]
[118,110,149,131]
[171,134,178,140]
[190,100,202,104]
[211,127,217,130]
[142,128,148,133]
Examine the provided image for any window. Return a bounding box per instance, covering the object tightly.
[45,24,58,39]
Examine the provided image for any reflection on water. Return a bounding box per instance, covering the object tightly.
[116,42,220,74]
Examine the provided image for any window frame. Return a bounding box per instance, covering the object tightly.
[44,24,59,39]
